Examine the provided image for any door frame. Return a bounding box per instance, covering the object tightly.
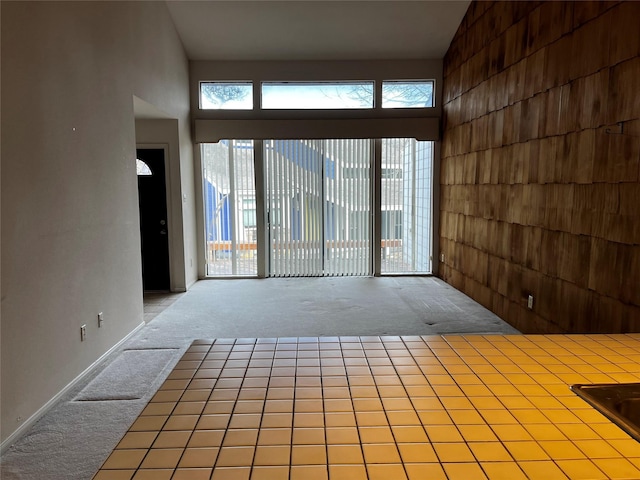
[136,144,174,290]
[198,138,437,279]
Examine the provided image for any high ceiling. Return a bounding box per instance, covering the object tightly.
[165,1,470,61]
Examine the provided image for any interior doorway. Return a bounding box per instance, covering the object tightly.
[137,148,171,291]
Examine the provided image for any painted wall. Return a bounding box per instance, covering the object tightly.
[440,1,640,333]
[1,1,194,443]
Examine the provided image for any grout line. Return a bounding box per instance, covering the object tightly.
[206,339,238,474]
[126,341,210,476]
[319,340,331,480]
[374,336,413,480]
[171,340,218,473]
[343,336,370,480]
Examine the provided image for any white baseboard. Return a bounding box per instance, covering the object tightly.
[0,321,146,454]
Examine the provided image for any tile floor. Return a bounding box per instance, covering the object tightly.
[143,292,184,323]
[93,334,640,480]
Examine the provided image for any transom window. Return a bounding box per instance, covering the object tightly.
[199,79,434,110]
[382,80,434,108]
[136,159,152,176]
[200,82,253,109]
[261,82,374,109]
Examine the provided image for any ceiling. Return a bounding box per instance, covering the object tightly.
[165,1,470,61]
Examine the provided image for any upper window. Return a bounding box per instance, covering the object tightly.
[200,82,253,110]
[136,159,152,176]
[382,80,434,108]
[199,79,435,110]
[261,82,374,109]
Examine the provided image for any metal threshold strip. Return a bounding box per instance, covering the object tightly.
[571,382,640,443]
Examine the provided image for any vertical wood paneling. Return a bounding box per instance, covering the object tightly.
[440,1,640,333]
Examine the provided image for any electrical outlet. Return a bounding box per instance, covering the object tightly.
[80,324,87,341]
[440,253,445,262]
[98,312,104,328]
[527,294,534,310]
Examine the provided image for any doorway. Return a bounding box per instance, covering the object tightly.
[265,139,372,277]
[201,138,433,278]
[137,148,170,291]
[202,140,258,276]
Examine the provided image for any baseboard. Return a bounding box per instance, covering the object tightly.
[0,321,146,454]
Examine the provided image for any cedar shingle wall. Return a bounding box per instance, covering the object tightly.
[440,1,640,333]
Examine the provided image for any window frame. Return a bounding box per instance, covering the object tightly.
[381,80,435,109]
[199,81,254,110]
[198,79,436,111]
[260,81,375,110]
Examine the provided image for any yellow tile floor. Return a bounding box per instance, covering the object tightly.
[93,334,640,480]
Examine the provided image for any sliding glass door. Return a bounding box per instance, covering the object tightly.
[201,138,432,278]
[264,139,371,277]
[380,139,433,274]
[264,140,324,276]
[202,141,257,276]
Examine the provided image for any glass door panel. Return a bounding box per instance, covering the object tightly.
[324,139,371,276]
[265,140,324,277]
[380,139,433,274]
[202,141,257,276]
[264,139,371,277]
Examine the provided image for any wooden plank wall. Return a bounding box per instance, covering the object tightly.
[440,1,640,333]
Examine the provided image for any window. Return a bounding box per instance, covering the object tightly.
[382,168,403,179]
[343,167,369,179]
[202,140,257,276]
[136,159,152,176]
[382,80,434,108]
[261,82,374,109]
[243,199,256,228]
[380,139,433,274]
[381,210,403,240]
[200,82,253,109]
[269,208,281,226]
[199,79,436,110]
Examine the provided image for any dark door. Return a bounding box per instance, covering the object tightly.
[137,148,170,291]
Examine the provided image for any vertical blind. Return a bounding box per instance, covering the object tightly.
[324,139,371,276]
[265,140,323,277]
[265,139,372,277]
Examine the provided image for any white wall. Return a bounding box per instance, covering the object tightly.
[1,1,194,444]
